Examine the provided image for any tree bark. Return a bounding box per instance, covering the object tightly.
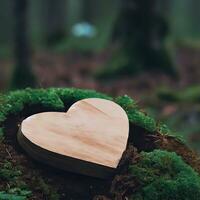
[111,0,173,74]
[12,0,35,89]
[82,0,94,22]
[41,0,67,46]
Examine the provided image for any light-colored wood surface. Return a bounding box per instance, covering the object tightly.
[20,98,129,170]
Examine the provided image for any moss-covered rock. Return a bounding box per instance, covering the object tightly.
[0,87,200,199]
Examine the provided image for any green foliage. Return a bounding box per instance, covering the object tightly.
[0,188,31,200]
[35,177,59,200]
[0,192,26,200]
[130,150,200,200]
[0,160,32,199]
[0,161,22,181]
[7,188,31,197]
[157,86,200,103]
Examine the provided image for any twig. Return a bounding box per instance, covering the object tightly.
[5,148,12,159]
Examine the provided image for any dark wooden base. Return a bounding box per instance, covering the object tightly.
[17,127,115,179]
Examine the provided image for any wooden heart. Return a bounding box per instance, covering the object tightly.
[18,98,129,178]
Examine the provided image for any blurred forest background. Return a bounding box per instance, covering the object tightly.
[1,0,200,151]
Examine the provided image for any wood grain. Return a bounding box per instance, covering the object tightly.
[18,98,129,178]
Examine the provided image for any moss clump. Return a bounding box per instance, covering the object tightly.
[34,177,59,200]
[0,160,32,200]
[49,87,112,107]
[0,188,32,200]
[0,192,27,200]
[0,127,4,140]
[1,88,65,118]
[0,161,22,181]
[116,95,157,132]
[0,88,111,124]
[130,150,200,200]
[0,88,176,138]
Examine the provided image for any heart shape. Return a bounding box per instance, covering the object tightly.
[18,98,129,178]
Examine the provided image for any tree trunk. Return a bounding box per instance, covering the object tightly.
[42,0,67,46]
[11,0,35,89]
[82,0,94,23]
[110,0,173,75]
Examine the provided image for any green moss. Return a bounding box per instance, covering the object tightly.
[116,95,157,132]
[0,187,31,200]
[0,127,4,140]
[156,122,185,142]
[49,87,112,106]
[0,192,26,200]
[0,88,110,123]
[7,188,31,198]
[130,150,200,200]
[5,88,65,114]
[156,123,172,135]
[129,110,157,132]
[0,88,180,141]
[0,161,22,181]
[35,177,59,200]
[115,95,137,109]
[0,160,31,199]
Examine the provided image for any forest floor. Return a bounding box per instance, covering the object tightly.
[1,45,200,199]
[32,46,200,101]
